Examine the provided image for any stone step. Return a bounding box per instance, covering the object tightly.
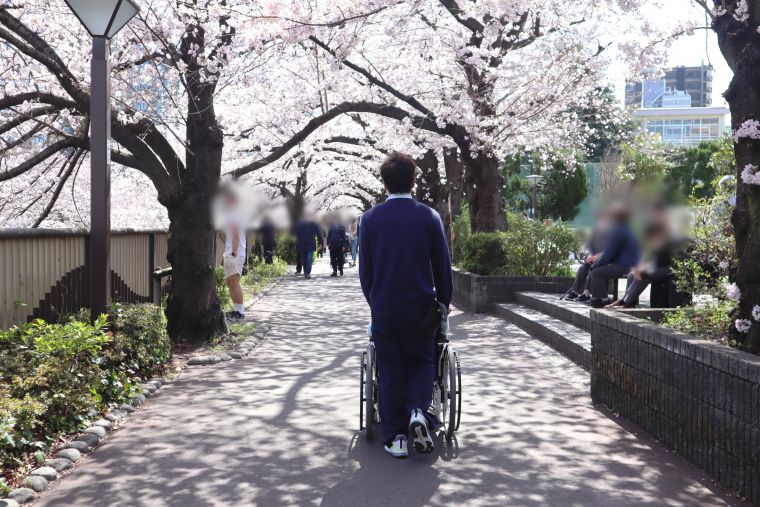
[516,291,592,332]
[495,303,591,371]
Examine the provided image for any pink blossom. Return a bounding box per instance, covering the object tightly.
[727,282,742,302]
[735,319,752,334]
[741,164,760,186]
[733,119,760,142]
[753,305,760,322]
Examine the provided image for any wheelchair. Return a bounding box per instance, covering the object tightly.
[359,331,461,441]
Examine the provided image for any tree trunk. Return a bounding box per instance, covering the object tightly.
[443,147,465,248]
[726,65,760,352]
[464,152,507,232]
[415,150,442,209]
[164,36,227,342]
[165,197,226,343]
[714,9,760,351]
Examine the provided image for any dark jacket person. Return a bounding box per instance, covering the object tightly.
[359,151,453,458]
[294,219,322,279]
[587,205,640,307]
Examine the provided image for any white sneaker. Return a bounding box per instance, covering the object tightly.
[409,409,434,454]
[383,434,408,459]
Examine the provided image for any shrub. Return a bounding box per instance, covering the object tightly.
[215,265,232,311]
[275,234,297,264]
[0,316,110,469]
[0,316,110,435]
[459,214,578,276]
[107,304,171,378]
[451,206,471,265]
[460,233,508,275]
[661,301,735,346]
[0,305,171,474]
[503,213,578,276]
[244,256,287,286]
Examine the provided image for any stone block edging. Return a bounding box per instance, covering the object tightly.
[185,322,272,367]
[3,378,165,504]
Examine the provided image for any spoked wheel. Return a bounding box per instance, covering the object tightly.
[359,350,367,432]
[360,342,377,439]
[441,346,461,441]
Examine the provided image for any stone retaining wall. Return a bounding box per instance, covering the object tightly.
[590,310,760,505]
[452,268,572,313]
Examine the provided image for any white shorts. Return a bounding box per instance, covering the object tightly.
[223,255,245,278]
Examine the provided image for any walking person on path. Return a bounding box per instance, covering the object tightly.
[294,214,323,279]
[348,217,359,267]
[259,217,277,264]
[327,217,349,277]
[359,152,453,459]
[215,184,248,321]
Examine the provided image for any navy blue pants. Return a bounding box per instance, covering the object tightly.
[372,305,436,443]
[298,249,314,275]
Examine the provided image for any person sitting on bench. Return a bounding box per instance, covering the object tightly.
[608,221,669,308]
[586,204,640,308]
[563,209,611,302]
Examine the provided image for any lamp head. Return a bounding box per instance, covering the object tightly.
[64,0,140,38]
[526,174,544,187]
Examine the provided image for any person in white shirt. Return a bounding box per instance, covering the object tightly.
[218,185,247,321]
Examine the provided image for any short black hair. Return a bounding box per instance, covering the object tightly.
[380,152,417,194]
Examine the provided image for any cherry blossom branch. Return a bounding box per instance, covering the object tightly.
[0,136,84,182]
[230,100,453,179]
[32,148,85,227]
[309,36,435,118]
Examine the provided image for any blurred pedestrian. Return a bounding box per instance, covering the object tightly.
[563,209,611,301]
[586,204,640,308]
[349,217,359,267]
[294,215,323,279]
[259,217,276,264]
[215,184,247,321]
[327,218,349,277]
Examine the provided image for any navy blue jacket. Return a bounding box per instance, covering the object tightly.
[327,224,348,249]
[294,220,322,253]
[597,223,640,269]
[359,197,453,311]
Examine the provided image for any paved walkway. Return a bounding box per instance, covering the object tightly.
[38,258,742,506]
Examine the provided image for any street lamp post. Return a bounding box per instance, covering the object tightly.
[63,0,140,320]
[526,174,544,219]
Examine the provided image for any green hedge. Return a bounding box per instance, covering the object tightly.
[275,234,297,264]
[0,305,170,474]
[460,233,509,275]
[459,213,578,276]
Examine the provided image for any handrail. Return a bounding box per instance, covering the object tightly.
[153,267,172,279]
[151,267,172,305]
[0,228,170,239]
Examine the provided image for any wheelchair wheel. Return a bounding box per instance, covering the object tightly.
[360,342,377,439]
[441,346,461,441]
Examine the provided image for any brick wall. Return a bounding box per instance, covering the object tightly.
[591,310,760,505]
[452,268,572,312]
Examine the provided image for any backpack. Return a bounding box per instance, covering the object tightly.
[329,225,346,249]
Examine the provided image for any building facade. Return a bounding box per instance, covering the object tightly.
[632,107,729,146]
[625,64,714,108]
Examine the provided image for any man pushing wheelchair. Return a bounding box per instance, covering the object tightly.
[359,152,453,458]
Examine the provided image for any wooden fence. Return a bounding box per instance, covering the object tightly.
[0,229,258,329]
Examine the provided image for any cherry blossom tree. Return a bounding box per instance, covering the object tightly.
[0,0,695,343]
[683,0,760,350]
[304,0,690,232]
[0,0,395,342]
